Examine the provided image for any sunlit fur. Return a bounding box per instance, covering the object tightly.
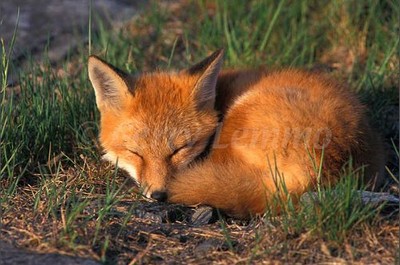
[88,50,385,219]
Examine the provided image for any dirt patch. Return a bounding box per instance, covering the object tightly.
[0,0,145,84]
[0,240,100,265]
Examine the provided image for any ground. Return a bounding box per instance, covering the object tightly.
[0,1,399,264]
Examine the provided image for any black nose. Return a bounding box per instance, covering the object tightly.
[151,191,168,202]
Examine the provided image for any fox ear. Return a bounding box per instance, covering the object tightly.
[187,49,224,110]
[88,55,130,111]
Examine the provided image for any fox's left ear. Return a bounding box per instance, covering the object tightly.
[186,49,224,110]
[88,55,131,112]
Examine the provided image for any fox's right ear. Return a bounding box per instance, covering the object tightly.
[186,49,224,110]
[88,55,130,111]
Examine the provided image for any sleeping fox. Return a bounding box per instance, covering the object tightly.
[88,49,385,218]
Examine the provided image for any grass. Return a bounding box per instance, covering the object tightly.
[1,0,399,263]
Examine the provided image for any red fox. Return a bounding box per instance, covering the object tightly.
[88,49,385,218]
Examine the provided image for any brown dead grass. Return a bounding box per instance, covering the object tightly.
[1,156,399,264]
[1,0,399,264]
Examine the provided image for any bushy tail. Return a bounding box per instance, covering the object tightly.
[168,159,279,219]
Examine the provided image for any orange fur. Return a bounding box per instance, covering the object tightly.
[88,50,385,219]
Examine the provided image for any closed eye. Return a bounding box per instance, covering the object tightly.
[127,149,143,159]
[171,145,188,156]
[171,142,196,157]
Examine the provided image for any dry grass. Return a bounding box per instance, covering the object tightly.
[1,0,399,264]
[2,160,399,264]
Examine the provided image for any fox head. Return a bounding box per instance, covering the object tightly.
[88,50,223,200]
